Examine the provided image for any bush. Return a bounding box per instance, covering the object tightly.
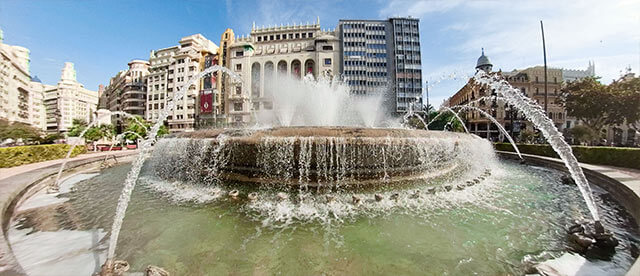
[495,143,640,170]
[0,144,87,168]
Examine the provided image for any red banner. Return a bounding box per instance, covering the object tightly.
[200,91,213,114]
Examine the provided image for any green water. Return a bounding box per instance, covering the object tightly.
[10,160,639,275]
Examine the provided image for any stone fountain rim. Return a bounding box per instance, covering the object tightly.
[497,151,640,276]
[1,150,638,275]
[169,126,480,140]
[0,151,139,275]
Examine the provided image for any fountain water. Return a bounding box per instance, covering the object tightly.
[428,106,470,133]
[402,103,428,129]
[451,105,522,159]
[102,65,242,271]
[48,111,147,193]
[257,75,391,127]
[473,71,600,221]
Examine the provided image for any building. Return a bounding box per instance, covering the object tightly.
[448,50,565,140]
[0,29,46,131]
[337,17,422,115]
[28,77,49,131]
[563,61,595,83]
[226,19,341,124]
[101,60,149,129]
[212,29,235,126]
[196,48,220,128]
[146,34,218,132]
[43,62,99,133]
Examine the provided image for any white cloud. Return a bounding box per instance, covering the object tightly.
[381,0,640,95]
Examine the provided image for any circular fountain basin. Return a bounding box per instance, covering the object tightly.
[6,158,639,275]
[159,127,484,186]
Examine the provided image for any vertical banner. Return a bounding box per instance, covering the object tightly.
[200,90,213,113]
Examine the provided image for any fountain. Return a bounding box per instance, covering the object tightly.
[473,71,599,221]
[102,65,242,273]
[48,111,148,193]
[6,69,636,275]
[450,104,523,159]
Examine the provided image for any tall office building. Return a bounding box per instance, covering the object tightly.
[390,17,422,113]
[338,17,422,115]
[146,34,218,132]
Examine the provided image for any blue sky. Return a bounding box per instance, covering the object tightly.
[1,0,638,107]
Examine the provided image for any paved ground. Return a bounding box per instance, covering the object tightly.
[0,150,138,181]
[0,150,139,275]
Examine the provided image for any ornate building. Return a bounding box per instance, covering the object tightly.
[226,19,341,124]
[448,50,565,140]
[43,62,99,133]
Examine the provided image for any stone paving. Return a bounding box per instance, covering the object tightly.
[0,150,139,275]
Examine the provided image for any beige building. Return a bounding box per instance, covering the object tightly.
[146,34,218,132]
[226,19,341,123]
[448,50,564,140]
[0,30,46,131]
[102,60,149,127]
[44,62,99,133]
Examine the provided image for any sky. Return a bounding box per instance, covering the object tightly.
[1,0,639,108]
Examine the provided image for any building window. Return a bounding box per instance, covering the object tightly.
[308,32,313,38]
[234,103,242,111]
[235,85,241,95]
[322,45,333,51]
[235,64,242,71]
[257,37,262,42]
[236,51,244,57]
[324,58,331,65]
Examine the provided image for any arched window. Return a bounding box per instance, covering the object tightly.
[251,62,261,97]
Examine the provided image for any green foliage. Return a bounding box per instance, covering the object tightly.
[121,115,168,142]
[427,111,464,132]
[495,143,640,170]
[562,77,614,130]
[39,133,64,144]
[563,74,640,133]
[0,119,43,142]
[569,125,600,145]
[0,144,87,168]
[84,124,115,142]
[609,75,640,132]
[518,129,538,144]
[67,119,88,137]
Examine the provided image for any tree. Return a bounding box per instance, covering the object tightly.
[426,110,464,132]
[121,116,168,142]
[67,119,88,137]
[0,119,43,143]
[84,124,115,142]
[569,125,599,145]
[39,133,64,144]
[609,75,640,132]
[518,129,538,144]
[562,77,615,131]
